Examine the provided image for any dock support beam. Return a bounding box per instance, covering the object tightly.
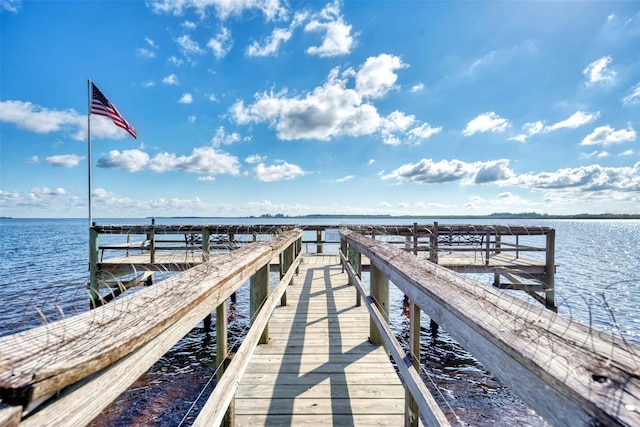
[250,264,269,344]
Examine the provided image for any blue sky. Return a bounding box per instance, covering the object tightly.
[1,0,639,218]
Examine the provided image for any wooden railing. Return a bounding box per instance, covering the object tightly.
[89,222,556,310]
[0,229,302,426]
[339,228,640,427]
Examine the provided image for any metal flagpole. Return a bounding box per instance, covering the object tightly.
[88,78,92,226]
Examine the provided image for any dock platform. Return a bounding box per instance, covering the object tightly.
[236,254,406,426]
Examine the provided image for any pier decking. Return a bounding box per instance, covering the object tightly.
[235,254,406,425]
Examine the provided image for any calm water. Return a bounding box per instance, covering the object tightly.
[1,217,639,425]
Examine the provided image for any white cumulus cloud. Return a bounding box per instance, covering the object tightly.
[305,0,355,57]
[148,146,240,175]
[230,54,425,143]
[148,0,288,21]
[207,26,232,59]
[163,74,179,85]
[176,34,204,55]
[211,126,241,146]
[581,125,636,146]
[97,149,150,172]
[583,56,616,86]
[463,112,509,136]
[179,93,193,104]
[245,154,267,164]
[252,161,306,182]
[355,54,407,99]
[546,111,599,131]
[381,158,514,185]
[46,154,85,168]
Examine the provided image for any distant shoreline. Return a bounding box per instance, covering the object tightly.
[145,213,640,220]
[2,213,639,220]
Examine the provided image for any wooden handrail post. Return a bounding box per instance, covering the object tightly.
[202,227,210,262]
[348,245,361,306]
[429,222,439,263]
[296,237,301,274]
[216,301,228,378]
[89,227,100,309]
[216,300,234,425]
[316,229,323,254]
[340,238,347,272]
[148,228,156,264]
[405,299,420,426]
[280,242,295,306]
[545,229,556,311]
[485,230,491,266]
[412,222,418,255]
[369,263,389,353]
[250,264,269,344]
[493,233,501,286]
[279,249,285,305]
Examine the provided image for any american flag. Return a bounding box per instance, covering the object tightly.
[90,83,137,139]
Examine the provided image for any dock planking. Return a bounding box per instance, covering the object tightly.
[235,254,407,426]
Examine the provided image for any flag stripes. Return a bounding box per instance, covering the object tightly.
[90,83,137,139]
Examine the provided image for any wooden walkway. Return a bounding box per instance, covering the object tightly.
[235,254,406,426]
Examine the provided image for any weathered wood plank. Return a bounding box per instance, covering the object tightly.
[341,228,640,427]
[0,230,302,408]
[96,271,153,290]
[235,397,405,414]
[0,401,21,427]
[236,383,406,399]
[234,414,405,426]
[236,371,403,386]
[243,361,395,374]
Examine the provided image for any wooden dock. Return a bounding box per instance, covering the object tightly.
[4,223,637,426]
[235,254,406,425]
